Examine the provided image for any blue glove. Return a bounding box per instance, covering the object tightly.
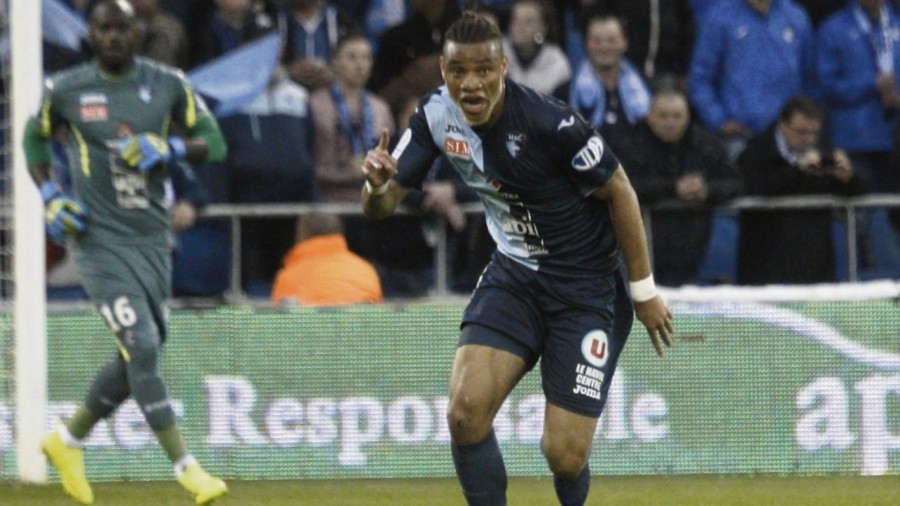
[118,133,187,172]
[40,181,88,244]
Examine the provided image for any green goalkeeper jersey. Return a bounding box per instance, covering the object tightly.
[34,57,212,246]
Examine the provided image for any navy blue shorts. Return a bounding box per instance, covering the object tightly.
[461,253,634,418]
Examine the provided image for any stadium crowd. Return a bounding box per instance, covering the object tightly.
[34,0,900,300]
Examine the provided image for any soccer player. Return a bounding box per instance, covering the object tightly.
[361,10,674,506]
[21,1,228,504]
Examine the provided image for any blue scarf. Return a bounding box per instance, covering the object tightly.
[570,59,651,127]
[329,83,375,155]
[853,3,895,74]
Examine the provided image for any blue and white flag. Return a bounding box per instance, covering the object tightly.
[42,0,87,51]
[188,33,281,118]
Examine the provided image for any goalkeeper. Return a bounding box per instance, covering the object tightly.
[21,1,228,504]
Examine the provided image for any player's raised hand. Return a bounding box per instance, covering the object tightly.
[361,129,396,188]
[634,296,674,357]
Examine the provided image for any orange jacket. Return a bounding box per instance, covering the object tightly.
[271,235,383,306]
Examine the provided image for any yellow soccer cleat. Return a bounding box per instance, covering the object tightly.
[40,429,94,505]
[177,463,228,505]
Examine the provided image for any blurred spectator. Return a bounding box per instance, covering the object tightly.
[129,0,188,68]
[592,0,695,80]
[283,0,354,90]
[362,0,408,53]
[368,0,460,115]
[616,86,742,286]
[215,64,317,295]
[271,212,383,306]
[502,0,571,95]
[189,0,280,69]
[737,96,866,285]
[817,0,900,204]
[690,0,722,24]
[565,13,651,147]
[795,0,845,26]
[688,0,817,161]
[311,32,394,202]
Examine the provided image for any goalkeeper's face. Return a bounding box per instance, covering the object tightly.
[89,0,140,73]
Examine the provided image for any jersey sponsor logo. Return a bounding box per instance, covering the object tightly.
[79,93,109,122]
[573,362,605,399]
[557,115,575,130]
[506,132,525,158]
[581,330,609,368]
[444,138,472,159]
[571,136,605,171]
[501,217,540,237]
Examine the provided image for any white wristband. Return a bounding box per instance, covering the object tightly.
[629,275,657,303]
[366,180,390,195]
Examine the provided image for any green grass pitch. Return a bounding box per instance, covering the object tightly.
[2,475,898,505]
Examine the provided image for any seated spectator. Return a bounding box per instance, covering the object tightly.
[616,85,742,286]
[129,0,188,68]
[283,0,354,90]
[502,0,571,96]
[189,0,280,69]
[737,96,866,285]
[271,212,383,306]
[215,63,317,295]
[564,13,651,148]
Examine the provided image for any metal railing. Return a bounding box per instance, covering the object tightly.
[199,194,900,300]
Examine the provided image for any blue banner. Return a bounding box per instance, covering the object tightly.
[187,33,281,117]
[42,0,87,51]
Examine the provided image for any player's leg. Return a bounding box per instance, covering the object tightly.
[109,292,227,505]
[539,271,634,506]
[448,325,531,506]
[542,404,598,506]
[41,341,131,505]
[452,256,544,505]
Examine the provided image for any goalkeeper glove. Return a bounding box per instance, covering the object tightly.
[41,181,88,244]
[118,133,187,172]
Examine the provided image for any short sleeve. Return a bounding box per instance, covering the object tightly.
[171,71,211,129]
[393,104,441,190]
[555,109,620,194]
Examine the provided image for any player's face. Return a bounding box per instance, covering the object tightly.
[441,40,508,127]
[647,94,690,144]
[89,1,140,72]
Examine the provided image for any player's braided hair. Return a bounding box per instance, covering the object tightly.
[444,3,502,44]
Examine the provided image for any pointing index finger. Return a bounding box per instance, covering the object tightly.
[377,129,390,152]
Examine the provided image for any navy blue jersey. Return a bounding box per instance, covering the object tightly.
[393,80,622,277]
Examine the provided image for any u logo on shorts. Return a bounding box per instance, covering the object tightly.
[581,330,609,368]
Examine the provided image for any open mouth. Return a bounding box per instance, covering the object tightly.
[460,97,487,117]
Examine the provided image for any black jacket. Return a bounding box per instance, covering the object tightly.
[736,125,866,285]
[616,121,741,285]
